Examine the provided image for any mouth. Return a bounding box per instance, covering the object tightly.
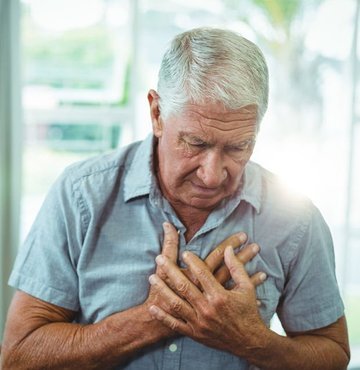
[190,182,222,196]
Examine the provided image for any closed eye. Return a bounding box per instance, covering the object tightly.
[190,141,208,148]
[226,145,246,152]
[226,139,255,152]
[183,136,210,149]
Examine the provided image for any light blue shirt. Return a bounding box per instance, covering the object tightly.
[9,134,344,369]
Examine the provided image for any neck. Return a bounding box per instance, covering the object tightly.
[170,203,210,242]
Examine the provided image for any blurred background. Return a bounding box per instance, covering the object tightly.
[0,0,359,366]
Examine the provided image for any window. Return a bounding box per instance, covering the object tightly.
[21,0,133,236]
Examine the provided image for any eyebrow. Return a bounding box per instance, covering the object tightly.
[226,138,256,147]
[179,131,255,147]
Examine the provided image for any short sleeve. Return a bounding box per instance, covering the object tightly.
[277,206,344,332]
[8,170,86,311]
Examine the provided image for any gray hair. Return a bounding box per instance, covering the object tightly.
[157,27,269,123]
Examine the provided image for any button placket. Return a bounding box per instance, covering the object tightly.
[162,338,182,370]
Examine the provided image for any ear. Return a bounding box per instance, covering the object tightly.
[148,89,163,138]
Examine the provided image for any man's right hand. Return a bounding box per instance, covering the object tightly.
[144,222,265,327]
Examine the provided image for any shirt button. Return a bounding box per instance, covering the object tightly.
[169,343,177,352]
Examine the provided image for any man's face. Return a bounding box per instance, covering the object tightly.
[148,90,258,212]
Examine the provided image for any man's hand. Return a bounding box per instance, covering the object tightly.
[147,245,268,355]
[144,222,265,331]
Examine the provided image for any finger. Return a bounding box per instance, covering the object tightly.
[224,246,252,287]
[157,222,179,279]
[182,251,221,296]
[236,243,260,264]
[149,305,189,334]
[180,268,199,287]
[204,232,247,273]
[149,274,193,317]
[161,222,179,262]
[250,271,267,287]
[156,255,203,304]
[214,243,260,285]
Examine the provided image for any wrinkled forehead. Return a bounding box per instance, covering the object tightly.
[177,102,258,131]
[164,103,258,145]
[179,100,257,118]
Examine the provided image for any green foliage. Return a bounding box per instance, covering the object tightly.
[249,0,302,29]
[224,0,323,36]
[22,11,117,90]
[24,24,114,68]
[223,0,327,113]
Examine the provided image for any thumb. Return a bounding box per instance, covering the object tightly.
[161,222,179,262]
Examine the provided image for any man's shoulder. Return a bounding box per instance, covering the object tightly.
[247,161,314,221]
[247,162,330,267]
[62,140,142,186]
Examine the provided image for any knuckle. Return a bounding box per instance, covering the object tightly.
[176,281,190,294]
[157,269,166,280]
[213,247,224,257]
[168,318,179,331]
[200,296,224,317]
[166,279,177,291]
[201,305,217,322]
[201,307,213,320]
[211,293,226,308]
[163,238,176,249]
[228,263,240,275]
[197,268,209,280]
[170,299,182,313]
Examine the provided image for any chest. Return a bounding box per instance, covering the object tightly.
[74,198,284,326]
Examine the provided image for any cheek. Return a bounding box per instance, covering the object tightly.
[172,160,197,181]
[228,161,247,183]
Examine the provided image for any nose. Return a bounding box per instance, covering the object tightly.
[196,150,227,188]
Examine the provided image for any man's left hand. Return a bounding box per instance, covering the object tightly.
[148,246,269,355]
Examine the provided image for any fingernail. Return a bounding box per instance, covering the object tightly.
[252,244,259,253]
[149,274,156,284]
[260,272,267,281]
[237,232,247,242]
[156,255,165,266]
[182,251,189,259]
[163,222,170,232]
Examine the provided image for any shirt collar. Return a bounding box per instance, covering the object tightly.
[240,161,263,214]
[124,134,263,213]
[124,134,156,202]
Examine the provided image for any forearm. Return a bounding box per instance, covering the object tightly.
[243,327,350,370]
[2,304,172,370]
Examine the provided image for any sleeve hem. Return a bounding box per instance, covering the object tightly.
[8,271,80,311]
[279,304,345,333]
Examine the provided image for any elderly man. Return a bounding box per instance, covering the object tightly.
[2,28,349,369]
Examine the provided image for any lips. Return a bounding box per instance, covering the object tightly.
[190,182,222,196]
